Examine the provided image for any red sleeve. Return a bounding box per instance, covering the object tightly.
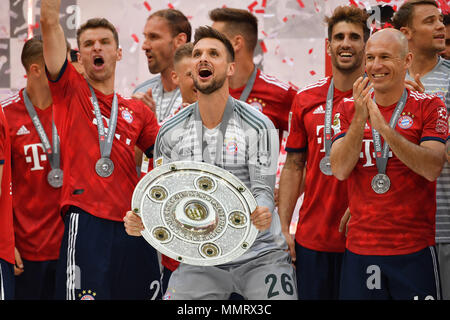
[137,102,160,159]
[46,59,82,108]
[0,111,6,163]
[421,96,448,143]
[285,93,307,152]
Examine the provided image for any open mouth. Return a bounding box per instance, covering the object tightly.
[198,68,212,79]
[93,56,105,68]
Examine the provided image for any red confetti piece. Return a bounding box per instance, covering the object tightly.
[168,3,174,9]
[131,34,139,43]
[308,48,313,54]
[349,0,358,7]
[255,9,265,14]
[283,16,288,22]
[297,0,305,8]
[392,5,397,11]
[260,40,268,53]
[261,30,268,37]
[262,0,267,7]
[143,1,151,11]
[309,70,316,75]
[248,1,258,12]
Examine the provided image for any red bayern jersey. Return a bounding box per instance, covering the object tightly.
[229,68,296,137]
[2,89,64,261]
[333,89,449,255]
[0,103,14,264]
[47,60,159,221]
[285,77,350,252]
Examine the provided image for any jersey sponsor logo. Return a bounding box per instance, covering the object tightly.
[120,107,134,124]
[313,105,325,114]
[397,114,414,130]
[24,143,47,171]
[91,110,132,146]
[16,125,30,135]
[247,98,265,113]
[359,139,393,167]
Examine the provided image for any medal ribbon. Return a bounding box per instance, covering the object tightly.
[195,96,235,167]
[238,66,257,102]
[23,89,60,170]
[371,89,408,174]
[323,78,335,157]
[88,84,118,160]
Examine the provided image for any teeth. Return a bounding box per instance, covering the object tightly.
[340,53,352,57]
[373,73,386,78]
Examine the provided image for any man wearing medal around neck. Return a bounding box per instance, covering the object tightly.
[330,28,448,300]
[278,6,369,300]
[1,37,65,299]
[40,0,161,300]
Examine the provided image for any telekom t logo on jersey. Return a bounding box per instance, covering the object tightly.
[24,143,47,170]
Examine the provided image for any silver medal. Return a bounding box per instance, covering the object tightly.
[371,173,390,194]
[319,156,332,176]
[47,168,63,188]
[95,157,114,177]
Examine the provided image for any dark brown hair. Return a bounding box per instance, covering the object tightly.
[325,5,370,42]
[392,0,439,29]
[21,37,44,71]
[149,9,192,42]
[193,26,235,62]
[209,7,258,51]
[76,18,119,48]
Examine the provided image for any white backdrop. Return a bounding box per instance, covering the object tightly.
[0,0,437,100]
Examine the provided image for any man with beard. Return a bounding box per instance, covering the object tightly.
[124,26,297,300]
[278,5,368,299]
[393,0,450,299]
[40,0,161,300]
[133,9,191,175]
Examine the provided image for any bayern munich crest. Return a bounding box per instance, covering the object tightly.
[120,108,134,123]
[247,98,265,113]
[397,114,413,129]
[226,141,238,155]
[131,161,258,266]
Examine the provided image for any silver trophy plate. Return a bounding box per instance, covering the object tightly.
[319,156,332,176]
[371,173,391,194]
[95,157,114,177]
[47,168,63,188]
[131,161,258,266]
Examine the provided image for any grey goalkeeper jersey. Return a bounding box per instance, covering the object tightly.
[133,75,182,123]
[407,57,450,243]
[154,96,288,266]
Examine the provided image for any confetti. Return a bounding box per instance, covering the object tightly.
[143,1,151,11]
[248,1,258,12]
[168,3,174,9]
[260,40,268,53]
[296,0,305,8]
[283,16,288,22]
[255,9,265,14]
[308,48,313,54]
[309,70,316,76]
[131,34,139,43]
[349,0,358,7]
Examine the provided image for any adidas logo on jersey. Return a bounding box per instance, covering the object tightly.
[313,105,325,114]
[16,125,30,135]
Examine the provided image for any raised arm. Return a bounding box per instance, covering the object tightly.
[40,0,68,79]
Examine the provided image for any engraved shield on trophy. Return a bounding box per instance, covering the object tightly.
[131,161,258,266]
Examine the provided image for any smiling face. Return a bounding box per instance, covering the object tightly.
[142,16,177,74]
[407,4,445,54]
[78,27,122,83]
[327,21,366,74]
[365,30,412,94]
[192,37,234,95]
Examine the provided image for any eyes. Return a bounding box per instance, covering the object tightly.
[333,33,362,42]
[192,49,220,59]
[83,38,112,47]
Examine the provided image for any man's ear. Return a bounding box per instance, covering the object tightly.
[326,39,331,56]
[171,70,179,86]
[174,33,188,49]
[399,26,412,40]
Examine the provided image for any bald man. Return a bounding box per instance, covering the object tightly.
[330,29,448,300]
